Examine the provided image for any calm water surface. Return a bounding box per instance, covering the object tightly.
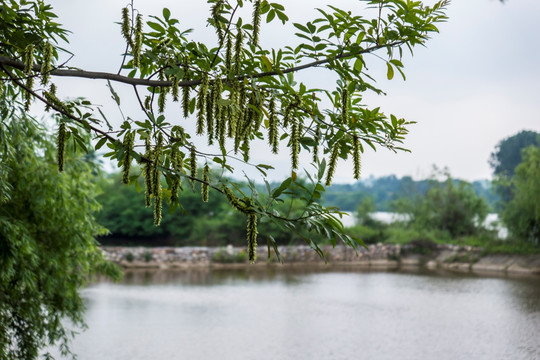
[53,268,540,360]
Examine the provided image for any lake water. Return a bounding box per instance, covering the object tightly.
[50,268,540,360]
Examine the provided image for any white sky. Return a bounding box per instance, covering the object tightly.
[45,0,540,183]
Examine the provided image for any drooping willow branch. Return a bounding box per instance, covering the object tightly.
[0,41,405,88]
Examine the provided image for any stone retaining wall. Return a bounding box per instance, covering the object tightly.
[101,243,540,276]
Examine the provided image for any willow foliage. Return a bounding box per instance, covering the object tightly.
[0,97,121,359]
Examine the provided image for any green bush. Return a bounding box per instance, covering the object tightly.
[125,252,135,262]
[345,224,386,244]
[144,250,153,262]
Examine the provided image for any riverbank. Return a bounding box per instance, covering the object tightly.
[101,243,540,277]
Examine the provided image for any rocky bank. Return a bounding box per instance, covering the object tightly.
[101,243,540,277]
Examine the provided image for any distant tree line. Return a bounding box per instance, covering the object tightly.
[321,174,497,212]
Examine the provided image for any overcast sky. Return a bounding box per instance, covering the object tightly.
[45,0,540,183]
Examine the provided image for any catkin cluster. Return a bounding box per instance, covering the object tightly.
[120,7,143,68]
[222,184,259,262]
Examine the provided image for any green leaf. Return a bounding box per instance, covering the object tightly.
[266,9,276,23]
[163,8,170,20]
[293,23,309,33]
[386,62,394,80]
[272,177,292,199]
[95,137,107,150]
[106,80,120,106]
[147,21,165,33]
[261,55,273,72]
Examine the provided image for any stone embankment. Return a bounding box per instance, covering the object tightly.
[101,243,540,276]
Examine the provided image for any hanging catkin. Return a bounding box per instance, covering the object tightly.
[325,144,340,186]
[121,132,134,184]
[182,65,190,118]
[247,213,258,263]
[171,75,180,102]
[201,163,210,202]
[252,0,261,46]
[40,43,53,86]
[169,147,182,203]
[206,91,215,144]
[23,44,34,110]
[290,119,300,170]
[152,134,163,197]
[196,73,209,135]
[312,124,321,163]
[227,83,238,138]
[45,83,56,112]
[56,122,66,172]
[152,134,163,226]
[211,0,225,45]
[213,77,223,144]
[234,26,244,75]
[352,135,361,180]
[143,138,153,207]
[268,97,279,154]
[225,33,233,75]
[341,85,349,124]
[222,185,248,213]
[133,14,143,68]
[121,7,133,47]
[189,145,197,185]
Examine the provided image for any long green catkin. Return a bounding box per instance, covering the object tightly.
[133,14,143,68]
[247,213,258,263]
[196,73,209,135]
[201,163,210,202]
[143,138,153,207]
[41,43,53,86]
[352,135,361,180]
[189,146,197,185]
[121,132,134,184]
[325,144,340,186]
[57,122,66,172]
[23,44,34,110]
[252,0,261,47]
[291,119,300,170]
[169,148,181,203]
[268,97,278,154]
[341,85,349,124]
[121,7,133,47]
[152,134,163,226]
[312,124,321,163]
[182,66,190,118]
[211,0,225,45]
[234,26,244,75]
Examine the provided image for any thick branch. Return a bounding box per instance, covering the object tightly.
[0,41,404,87]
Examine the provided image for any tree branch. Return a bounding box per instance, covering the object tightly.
[0,41,405,88]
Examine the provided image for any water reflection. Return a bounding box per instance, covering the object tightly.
[62,268,540,360]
